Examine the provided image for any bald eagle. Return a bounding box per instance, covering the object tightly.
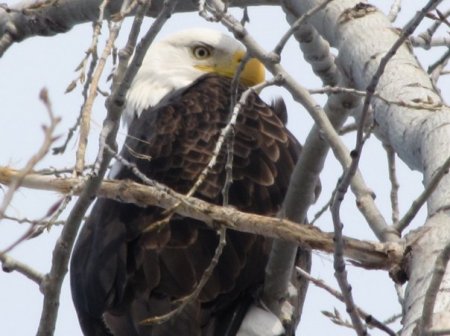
[71,28,301,336]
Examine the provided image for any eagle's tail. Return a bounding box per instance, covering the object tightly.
[73,310,114,336]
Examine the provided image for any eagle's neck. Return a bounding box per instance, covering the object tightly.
[123,47,204,127]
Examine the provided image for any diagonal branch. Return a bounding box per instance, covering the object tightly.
[296,267,397,336]
[395,155,450,233]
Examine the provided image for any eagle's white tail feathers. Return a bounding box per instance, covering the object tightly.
[236,305,285,336]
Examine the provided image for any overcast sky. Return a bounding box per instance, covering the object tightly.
[1,1,448,335]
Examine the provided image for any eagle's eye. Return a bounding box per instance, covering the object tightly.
[192,45,211,59]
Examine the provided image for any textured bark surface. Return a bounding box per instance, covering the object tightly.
[0,0,278,51]
[282,1,450,334]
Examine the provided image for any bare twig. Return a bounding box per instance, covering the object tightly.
[310,196,332,225]
[0,196,72,255]
[414,9,450,49]
[66,0,108,95]
[383,312,402,325]
[395,155,450,233]
[411,36,450,49]
[429,47,450,84]
[273,0,334,55]
[0,253,44,286]
[384,144,400,225]
[0,89,60,256]
[37,164,97,176]
[52,112,83,155]
[0,88,60,224]
[96,0,178,173]
[74,0,124,175]
[387,0,402,22]
[110,0,146,93]
[296,267,397,336]
[331,180,368,335]
[322,308,354,330]
[339,123,358,135]
[309,86,443,111]
[53,8,107,155]
[2,213,72,227]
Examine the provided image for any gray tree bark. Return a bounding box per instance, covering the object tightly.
[0,0,278,55]
[283,0,450,334]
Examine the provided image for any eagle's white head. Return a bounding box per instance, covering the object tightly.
[123,28,265,126]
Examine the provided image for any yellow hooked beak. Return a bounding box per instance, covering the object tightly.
[195,50,265,87]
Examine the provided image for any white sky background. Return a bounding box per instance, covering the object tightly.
[1,1,449,335]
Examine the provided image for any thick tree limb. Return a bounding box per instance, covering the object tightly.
[0,0,278,56]
[0,166,404,271]
[283,1,450,335]
[329,2,437,334]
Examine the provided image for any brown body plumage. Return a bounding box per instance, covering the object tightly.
[70,74,300,335]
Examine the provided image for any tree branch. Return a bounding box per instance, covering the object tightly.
[0,253,44,286]
[0,166,404,271]
[0,0,279,56]
[74,0,129,175]
[0,88,60,222]
[395,155,450,233]
[296,267,397,336]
